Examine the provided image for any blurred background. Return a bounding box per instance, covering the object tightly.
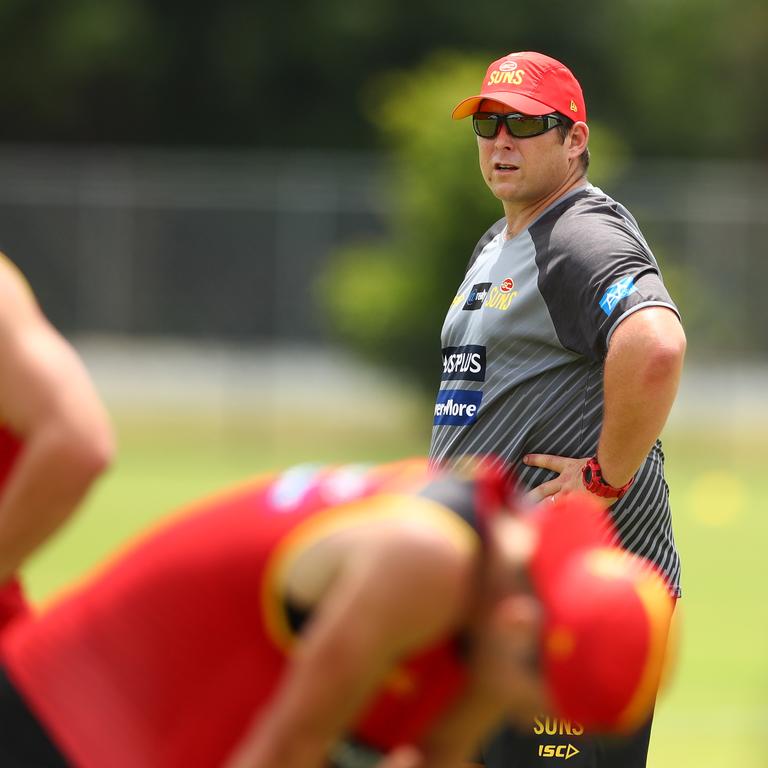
[0,1,765,765]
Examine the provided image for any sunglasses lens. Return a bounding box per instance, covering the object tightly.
[472,113,560,139]
[473,115,499,139]
[507,117,546,137]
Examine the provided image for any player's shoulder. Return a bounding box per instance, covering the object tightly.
[554,186,644,239]
[0,251,32,291]
[534,186,654,270]
[0,252,38,326]
[467,218,506,272]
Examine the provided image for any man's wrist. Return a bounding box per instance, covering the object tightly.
[581,457,635,499]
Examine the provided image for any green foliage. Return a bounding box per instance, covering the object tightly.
[319,52,629,390]
[319,53,495,389]
[0,1,762,153]
[0,0,158,136]
[599,0,768,158]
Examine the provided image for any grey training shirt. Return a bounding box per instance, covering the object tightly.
[429,185,681,595]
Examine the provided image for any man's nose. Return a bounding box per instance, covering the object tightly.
[494,122,519,147]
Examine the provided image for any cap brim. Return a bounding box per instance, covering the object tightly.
[452,92,559,120]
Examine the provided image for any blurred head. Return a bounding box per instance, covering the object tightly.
[480,588,549,726]
[487,494,675,733]
[451,52,590,203]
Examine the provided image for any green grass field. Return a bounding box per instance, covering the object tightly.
[21,410,768,768]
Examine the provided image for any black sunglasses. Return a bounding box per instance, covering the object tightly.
[472,112,563,139]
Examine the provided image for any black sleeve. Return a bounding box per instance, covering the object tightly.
[531,200,680,361]
[466,218,507,273]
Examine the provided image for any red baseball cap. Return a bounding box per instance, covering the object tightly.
[452,51,587,123]
[525,494,674,733]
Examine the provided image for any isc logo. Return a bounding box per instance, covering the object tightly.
[538,744,580,760]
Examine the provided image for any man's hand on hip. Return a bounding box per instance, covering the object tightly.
[522,454,613,509]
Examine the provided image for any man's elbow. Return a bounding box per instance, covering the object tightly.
[643,328,686,387]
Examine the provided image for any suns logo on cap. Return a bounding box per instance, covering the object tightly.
[488,68,526,86]
[499,60,518,71]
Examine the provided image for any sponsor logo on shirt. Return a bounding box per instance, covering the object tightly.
[462,282,492,310]
[533,716,585,737]
[599,275,637,316]
[270,465,372,510]
[269,464,323,509]
[462,281,519,311]
[441,345,486,382]
[537,744,580,760]
[484,285,518,310]
[533,717,584,761]
[433,389,483,426]
[321,465,371,503]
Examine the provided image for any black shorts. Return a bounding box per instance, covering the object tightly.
[475,714,654,768]
[0,666,70,767]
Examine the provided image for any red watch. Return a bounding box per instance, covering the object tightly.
[581,457,635,499]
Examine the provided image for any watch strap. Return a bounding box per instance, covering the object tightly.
[581,457,634,499]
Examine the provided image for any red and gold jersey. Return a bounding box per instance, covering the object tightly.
[0,252,35,628]
[0,425,27,629]
[0,425,22,489]
[1,458,504,768]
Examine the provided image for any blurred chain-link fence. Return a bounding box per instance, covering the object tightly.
[0,146,765,362]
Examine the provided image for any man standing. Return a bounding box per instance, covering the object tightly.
[0,252,114,625]
[429,51,686,767]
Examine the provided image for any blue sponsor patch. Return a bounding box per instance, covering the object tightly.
[599,275,637,316]
[269,464,324,509]
[462,282,492,311]
[433,389,483,426]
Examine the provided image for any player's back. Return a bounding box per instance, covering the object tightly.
[2,473,290,768]
[0,459,495,768]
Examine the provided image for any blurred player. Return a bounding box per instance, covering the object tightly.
[0,458,674,768]
[0,252,114,627]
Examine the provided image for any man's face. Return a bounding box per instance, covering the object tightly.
[475,99,573,207]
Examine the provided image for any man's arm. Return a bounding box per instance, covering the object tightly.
[595,306,686,486]
[414,675,505,768]
[0,256,114,581]
[224,524,475,768]
[523,307,685,500]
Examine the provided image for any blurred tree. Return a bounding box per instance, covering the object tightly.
[317,52,630,390]
[0,0,161,142]
[0,0,762,157]
[598,0,768,158]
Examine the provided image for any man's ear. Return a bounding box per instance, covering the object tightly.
[568,121,589,159]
